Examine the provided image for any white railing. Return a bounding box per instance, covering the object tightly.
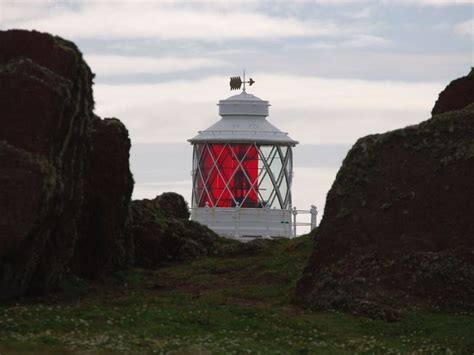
[291,205,318,238]
[191,205,317,240]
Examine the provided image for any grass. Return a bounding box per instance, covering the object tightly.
[1,235,473,354]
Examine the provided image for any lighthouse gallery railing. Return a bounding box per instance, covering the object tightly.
[190,205,317,239]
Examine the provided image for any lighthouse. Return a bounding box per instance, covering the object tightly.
[188,75,314,240]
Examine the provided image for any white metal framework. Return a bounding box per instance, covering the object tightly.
[191,143,293,210]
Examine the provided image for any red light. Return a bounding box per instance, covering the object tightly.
[197,144,258,208]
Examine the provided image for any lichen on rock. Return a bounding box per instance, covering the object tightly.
[0,29,134,299]
[131,194,220,268]
[294,70,474,320]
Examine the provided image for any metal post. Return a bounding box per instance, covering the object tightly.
[310,205,318,230]
[292,206,298,239]
[204,202,210,228]
[265,204,271,237]
[234,202,240,238]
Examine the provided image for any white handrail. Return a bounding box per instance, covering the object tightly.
[191,205,317,239]
[291,205,318,238]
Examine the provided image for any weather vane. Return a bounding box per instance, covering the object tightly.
[229,69,255,91]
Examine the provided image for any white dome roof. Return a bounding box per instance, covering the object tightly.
[218,91,269,116]
[188,90,298,145]
[225,91,263,101]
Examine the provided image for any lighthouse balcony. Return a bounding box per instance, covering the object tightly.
[190,206,292,240]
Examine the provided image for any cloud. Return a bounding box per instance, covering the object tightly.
[287,34,389,50]
[318,0,473,5]
[342,34,390,48]
[0,1,54,23]
[347,7,373,19]
[409,0,472,5]
[276,0,472,4]
[84,55,228,76]
[93,74,443,146]
[455,19,474,36]
[3,2,347,41]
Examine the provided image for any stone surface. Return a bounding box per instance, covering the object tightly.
[70,117,135,279]
[155,192,190,220]
[295,74,474,320]
[0,30,133,299]
[432,68,474,115]
[131,194,220,268]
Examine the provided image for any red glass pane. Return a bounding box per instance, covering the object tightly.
[197,144,258,208]
[233,145,258,208]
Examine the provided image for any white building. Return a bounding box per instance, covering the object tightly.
[188,81,316,240]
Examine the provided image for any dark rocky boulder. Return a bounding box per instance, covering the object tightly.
[69,117,134,279]
[0,30,133,299]
[155,192,190,219]
[131,194,220,268]
[432,68,474,115]
[295,73,474,320]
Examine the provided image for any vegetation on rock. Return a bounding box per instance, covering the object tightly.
[0,30,241,299]
[0,29,133,299]
[155,192,191,219]
[295,71,474,320]
[131,194,232,268]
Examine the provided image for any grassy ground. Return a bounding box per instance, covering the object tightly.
[1,235,473,354]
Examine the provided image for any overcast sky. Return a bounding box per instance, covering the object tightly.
[1,0,472,229]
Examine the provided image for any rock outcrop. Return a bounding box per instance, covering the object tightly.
[154,192,190,220]
[69,117,134,279]
[0,30,133,299]
[295,71,474,320]
[432,68,474,116]
[131,194,220,268]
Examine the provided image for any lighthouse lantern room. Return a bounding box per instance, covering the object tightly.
[188,75,305,240]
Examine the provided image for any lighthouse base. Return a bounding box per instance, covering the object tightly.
[190,207,292,240]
